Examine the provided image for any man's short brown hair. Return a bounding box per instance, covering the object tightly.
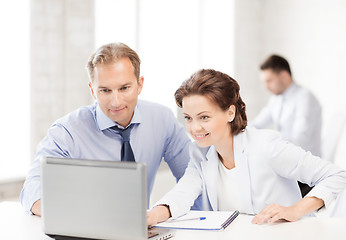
[260,54,292,76]
[86,42,141,81]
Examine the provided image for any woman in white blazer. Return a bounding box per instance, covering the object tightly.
[147,69,346,225]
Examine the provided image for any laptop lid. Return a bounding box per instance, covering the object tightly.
[41,156,148,240]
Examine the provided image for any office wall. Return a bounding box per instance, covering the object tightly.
[232,0,269,120]
[31,0,95,156]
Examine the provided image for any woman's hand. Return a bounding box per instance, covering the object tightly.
[251,204,299,224]
[252,197,324,225]
[147,205,171,227]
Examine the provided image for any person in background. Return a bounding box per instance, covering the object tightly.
[252,54,322,196]
[20,42,193,216]
[147,69,346,226]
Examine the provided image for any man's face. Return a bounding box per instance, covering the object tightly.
[89,57,143,127]
[260,69,286,95]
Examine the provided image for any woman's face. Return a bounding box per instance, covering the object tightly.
[182,94,235,148]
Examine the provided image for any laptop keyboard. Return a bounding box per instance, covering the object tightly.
[148,231,159,238]
[148,230,174,239]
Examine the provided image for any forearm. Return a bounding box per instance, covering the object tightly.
[293,196,324,217]
[20,174,41,213]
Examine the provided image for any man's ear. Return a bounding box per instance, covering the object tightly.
[279,70,290,81]
[137,76,144,95]
[228,105,236,122]
[88,82,96,100]
[278,70,292,88]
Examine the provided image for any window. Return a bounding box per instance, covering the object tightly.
[95,0,234,116]
[0,1,30,181]
[95,0,137,49]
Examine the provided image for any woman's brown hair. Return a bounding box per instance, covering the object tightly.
[175,69,247,135]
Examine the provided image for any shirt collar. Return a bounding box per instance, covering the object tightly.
[95,102,142,131]
[282,82,298,99]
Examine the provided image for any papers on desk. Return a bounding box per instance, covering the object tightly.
[154,210,239,231]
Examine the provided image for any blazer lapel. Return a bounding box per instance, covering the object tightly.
[201,146,219,211]
[234,132,255,214]
[199,130,254,214]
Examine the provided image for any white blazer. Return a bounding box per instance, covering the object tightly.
[156,127,346,219]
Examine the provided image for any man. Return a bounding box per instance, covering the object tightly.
[20,43,192,216]
[252,54,322,196]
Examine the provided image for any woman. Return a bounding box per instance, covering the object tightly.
[147,69,346,225]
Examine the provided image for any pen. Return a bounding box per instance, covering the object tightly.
[171,217,206,222]
[221,210,239,229]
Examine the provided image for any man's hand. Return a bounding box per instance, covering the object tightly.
[147,205,171,227]
[31,199,41,217]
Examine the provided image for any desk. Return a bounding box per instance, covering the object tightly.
[1,201,346,240]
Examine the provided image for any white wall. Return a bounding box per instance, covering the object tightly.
[0,0,30,181]
[138,0,235,114]
[31,0,95,155]
[233,0,269,120]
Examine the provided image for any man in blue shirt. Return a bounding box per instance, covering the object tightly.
[20,43,191,216]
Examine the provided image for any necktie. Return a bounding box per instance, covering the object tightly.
[111,125,135,162]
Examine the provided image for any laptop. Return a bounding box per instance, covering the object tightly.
[41,156,175,240]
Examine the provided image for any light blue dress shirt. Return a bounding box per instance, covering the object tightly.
[20,100,191,213]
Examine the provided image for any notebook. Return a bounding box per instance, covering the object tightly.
[155,210,239,231]
[41,156,174,240]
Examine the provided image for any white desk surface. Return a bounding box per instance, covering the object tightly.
[1,201,346,240]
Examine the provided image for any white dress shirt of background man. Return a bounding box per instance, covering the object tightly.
[252,54,322,197]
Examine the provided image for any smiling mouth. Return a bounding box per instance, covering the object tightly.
[193,133,210,140]
[109,107,126,114]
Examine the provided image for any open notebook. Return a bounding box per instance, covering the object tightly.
[154,210,239,231]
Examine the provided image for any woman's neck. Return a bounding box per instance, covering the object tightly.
[214,133,235,170]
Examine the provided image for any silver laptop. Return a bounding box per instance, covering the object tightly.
[41,156,174,240]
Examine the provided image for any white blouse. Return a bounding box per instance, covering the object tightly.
[217,160,242,211]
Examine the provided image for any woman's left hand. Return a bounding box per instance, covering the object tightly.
[251,204,300,224]
[252,197,324,224]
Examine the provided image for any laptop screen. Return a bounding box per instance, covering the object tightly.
[41,157,148,240]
